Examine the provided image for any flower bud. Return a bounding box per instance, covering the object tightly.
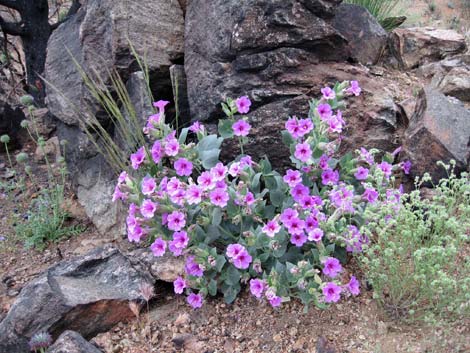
[20,120,30,128]
[20,94,34,106]
[15,152,28,164]
[0,134,10,144]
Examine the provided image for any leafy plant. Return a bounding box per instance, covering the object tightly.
[345,0,404,31]
[115,81,411,310]
[358,163,470,322]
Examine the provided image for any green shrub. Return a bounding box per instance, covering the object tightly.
[358,164,470,323]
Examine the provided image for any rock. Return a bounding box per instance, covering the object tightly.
[0,247,154,353]
[185,0,408,167]
[45,0,185,126]
[0,102,26,152]
[332,4,388,65]
[34,136,61,163]
[436,67,470,102]
[128,249,185,283]
[402,88,470,182]
[47,331,102,353]
[388,27,467,70]
[28,108,56,136]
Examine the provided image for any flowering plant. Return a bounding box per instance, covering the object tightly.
[115,81,410,309]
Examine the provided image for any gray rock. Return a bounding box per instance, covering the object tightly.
[388,27,467,70]
[45,0,185,126]
[332,4,388,65]
[403,88,470,181]
[47,331,102,353]
[171,65,191,125]
[128,249,185,283]
[0,247,154,353]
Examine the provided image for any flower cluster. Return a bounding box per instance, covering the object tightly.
[115,81,410,310]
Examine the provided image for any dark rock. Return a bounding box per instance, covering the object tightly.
[0,247,154,353]
[402,88,470,181]
[128,249,185,283]
[332,4,388,65]
[0,102,26,152]
[47,331,102,353]
[388,27,466,70]
[170,65,191,125]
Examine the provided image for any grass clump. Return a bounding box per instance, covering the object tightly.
[358,162,470,323]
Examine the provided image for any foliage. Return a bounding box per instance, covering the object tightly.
[10,99,85,250]
[358,164,470,322]
[345,0,403,31]
[115,81,411,310]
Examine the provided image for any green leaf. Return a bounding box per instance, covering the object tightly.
[218,119,234,139]
[208,279,218,296]
[270,189,284,207]
[199,149,221,169]
[212,207,222,226]
[197,135,223,169]
[205,225,221,244]
[178,127,189,144]
[251,172,262,192]
[216,255,226,272]
[281,130,295,146]
[225,265,241,286]
[223,284,240,304]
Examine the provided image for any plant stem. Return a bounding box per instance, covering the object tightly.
[3,143,13,170]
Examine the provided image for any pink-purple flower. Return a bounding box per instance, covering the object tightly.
[236,96,252,114]
[321,86,336,100]
[167,211,186,231]
[321,168,339,186]
[209,188,229,208]
[362,187,378,203]
[186,185,203,205]
[323,282,342,303]
[283,169,302,188]
[294,142,312,163]
[290,232,307,247]
[165,138,180,157]
[131,147,146,170]
[189,121,205,133]
[401,160,411,175]
[226,243,252,269]
[249,278,266,298]
[322,257,342,278]
[211,162,228,181]
[354,166,369,180]
[141,176,156,195]
[187,292,203,309]
[232,119,251,137]
[317,103,333,121]
[185,256,204,277]
[174,158,193,176]
[173,276,186,294]
[150,237,166,257]
[262,220,281,237]
[269,295,282,307]
[151,140,163,164]
[378,161,393,179]
[346,81,361,96]
[347,275,360,296]
[140,199,158,218]
[308,228,324,242]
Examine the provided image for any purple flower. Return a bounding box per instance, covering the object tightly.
[151,140,163,164]
[128,225,144,243]
[290,183,309,203]
[317,103,333,121]
[269,295,282,307]
[262,220,281,238]
[141,176,156,195]
[118,171,128,184]
[321,86,336,100]
[197,171,215,190]
[330,185,355,213]
[327,113,344,134]
[167,177,182,195]
[172,231,189,249]
[283,169,302,188]
[153,99,170,110]
[174,158,193,176]
[112,185,127,202]
[285,217,305,236]
[378,161,392,179]
[140,199,158,219]
[211,162,228,181]
[244,192,255,205]
[290,232,307,247]
[209,188,229,208]
[131,147,146,170]
[321,168,339,186]
[249,279,266,298]
[185,256,204,277]
[173,276,186,294]
[347,275,360,296]
[146,113,161,129]
[298,118,314,136]
[226,244,244,258]
[165,138,180,157]
[189,121,205,133]
[345,225,369,253]
[150,237,166,257]
[402,160,411,175]
[285,117,303,139]
[359,147,374,165]
[362,187,378,203]
[323,282,342,303]
[346,81,361,96]
[322,257,342,278]
[236,96,252,114]
[232,119,251,136]
[233,250,252,269]
[318,154,330,170]
[187,292,203,309]
[294,142,312,163]
[280,208,299,224]
[167,211,186,231]
[240,155,253,168]
[308,228,324,242]
[186,185,203,205]
[354,166,369,180]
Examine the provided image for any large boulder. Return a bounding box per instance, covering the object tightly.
[45,0,185,126]
[185,0,411,167]
[332,4,388,65]
[47,331,103,353]
[402,88,470,181]
[388,27,467,70]
[0,247,154,353]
